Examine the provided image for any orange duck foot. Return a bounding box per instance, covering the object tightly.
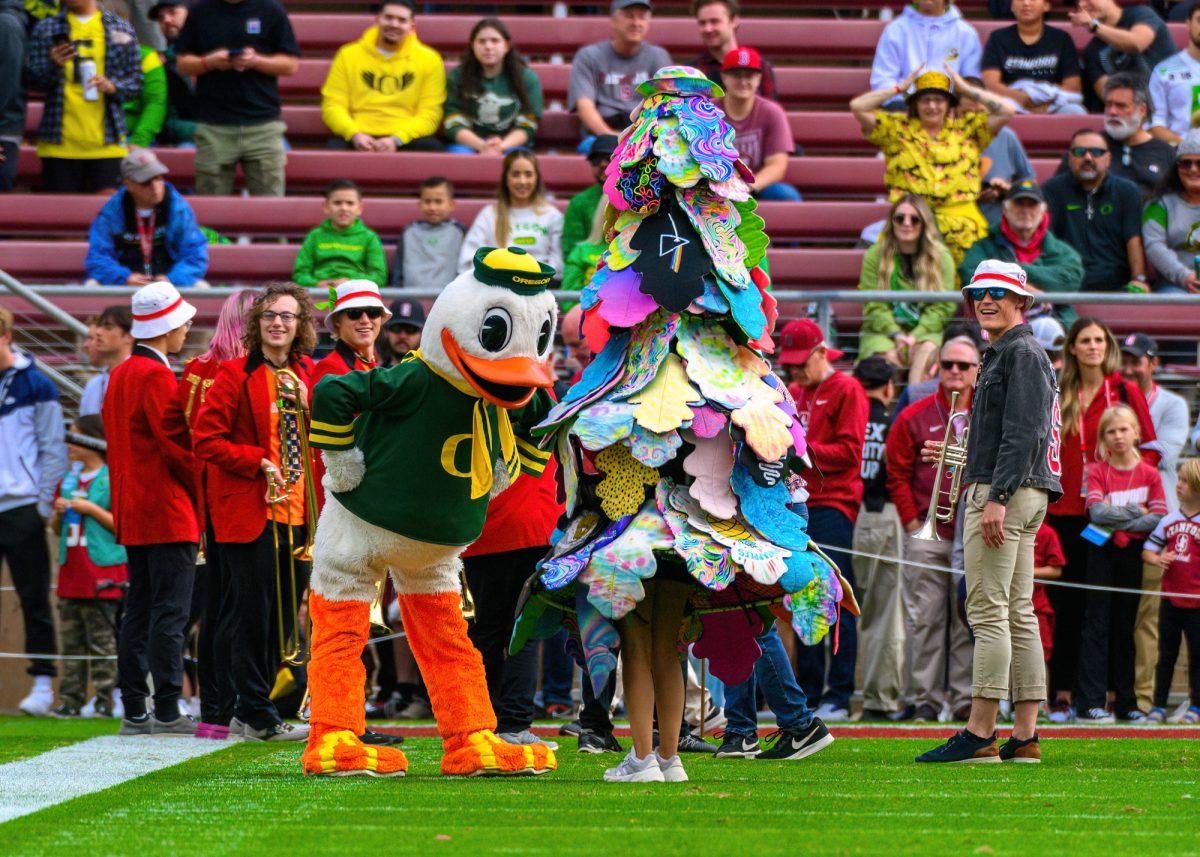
[302,729,408,778]
[441,730,557,777]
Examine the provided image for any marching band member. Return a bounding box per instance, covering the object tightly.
[104,281,199,736]
[916,260,1062,765]
[193,284,316,742]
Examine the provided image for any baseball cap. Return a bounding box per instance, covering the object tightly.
[853,355,895,390]
[611,0,651,12]
[1119,331,1157,359]
[777,319,844,366]
[587,134,618,162]
[722,46,763,72]
[386,299,426,330]
[147,1,184,21]
[1029,316,1066,353]
[120,148,169,184]
[1005,179,1045,203]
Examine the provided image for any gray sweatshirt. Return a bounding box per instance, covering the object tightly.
[1148,384,1191,512]
[1141,192,1200,287]
[392,220,466,290]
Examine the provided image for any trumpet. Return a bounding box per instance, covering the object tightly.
[267,368,319,667]
[911,390,971,542]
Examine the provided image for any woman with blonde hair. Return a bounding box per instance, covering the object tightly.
[458,149,563,275]
[857,193,957,383]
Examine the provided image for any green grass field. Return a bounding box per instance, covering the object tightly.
[0,717,1197,856]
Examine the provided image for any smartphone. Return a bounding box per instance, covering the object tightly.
[52,33,70,47]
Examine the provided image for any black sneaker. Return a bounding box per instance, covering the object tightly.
[559,719,583,737]
[676,732,718,754]
[578,730,623,754]
[51,704,81,718]
[998,733,1041,764]
[915,729,999,764]
[714,733,761,758]
[360,729,405,746]
[758,719,834,761]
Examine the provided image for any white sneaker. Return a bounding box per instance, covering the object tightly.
[603,750,665,783]
[81,695,97,718]
[498,730,559,751]
[1078,707,1116,724]
[655,752,688,782]
[814,702,850,723]
[397,697,433,719]
[18,680,54,717]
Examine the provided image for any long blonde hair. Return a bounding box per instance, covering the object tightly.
[1059,317,1120,436]
[493,150,549,247]
[1096,404,1140,460]
[876,194,948,292]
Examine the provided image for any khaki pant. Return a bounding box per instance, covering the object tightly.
[1135,561,1163,712]
[193,120,287,197]
[963,483,1047,702]
[852,503,907,712]
[57,599,119,709]
[903,534,972,711]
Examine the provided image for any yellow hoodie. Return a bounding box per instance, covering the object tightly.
[321,27,446,144]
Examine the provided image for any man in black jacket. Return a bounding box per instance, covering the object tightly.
[916,260,1062,765]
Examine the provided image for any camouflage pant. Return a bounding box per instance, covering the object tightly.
[58,599,119,708]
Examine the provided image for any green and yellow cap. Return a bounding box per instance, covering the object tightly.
[472,247,556,295]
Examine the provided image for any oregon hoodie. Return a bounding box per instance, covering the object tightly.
[869,4,982,91]
[321,26,446,144]
[293,218,389,287]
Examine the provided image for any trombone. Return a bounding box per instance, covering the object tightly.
[912,390,971,542]
[267,368,319,667]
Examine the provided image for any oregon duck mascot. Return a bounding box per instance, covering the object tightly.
[301,247,560,778]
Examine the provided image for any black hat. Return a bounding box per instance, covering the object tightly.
[147,1,184,21]
[1005,178,1045,203]
[1119,331,1157,359]
[587,135,619,162]
[386,299,426,330]
[853,355,896,390]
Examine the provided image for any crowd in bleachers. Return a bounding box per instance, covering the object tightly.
[1,0,1200,742]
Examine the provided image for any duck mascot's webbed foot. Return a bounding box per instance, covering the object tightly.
[301,248,560,778]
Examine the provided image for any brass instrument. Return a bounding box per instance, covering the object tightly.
[368,579,391,637]
[912,390,971,542]
[267,368,318,667]
[460,571,476,622]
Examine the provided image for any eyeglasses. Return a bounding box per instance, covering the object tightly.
[965,286,1009,302]
[343,307,384,321]
[939,359,978,372]
[1178,158,1200,173]
[892,213,922,226]
[261,311,297,324]
[1069,146,1108,158]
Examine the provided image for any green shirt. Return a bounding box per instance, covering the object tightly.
[443,65,543,144]
[309,356,552,546]
[123,46,167,148]
[293,218,388,287]
[562,183,604,263]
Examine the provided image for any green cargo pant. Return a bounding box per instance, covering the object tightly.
[57,599,119,709]
[193,120,287,197]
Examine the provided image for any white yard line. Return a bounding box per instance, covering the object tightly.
[0,736,228,824]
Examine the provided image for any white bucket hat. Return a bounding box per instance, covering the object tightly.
[322,280,392,331]
[962,259,1035,305]
[129,281,197,339]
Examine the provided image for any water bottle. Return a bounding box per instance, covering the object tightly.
[78,57,98,102]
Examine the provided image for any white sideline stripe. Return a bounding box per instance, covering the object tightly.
[0,736,227,824]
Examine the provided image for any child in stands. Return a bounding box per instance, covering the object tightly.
[51,414,127,718]
[1032,521,1066,667]
[293,179,389,289]
[393,176,465,290]
[1077,404,1168,723]
[1145,459,1200,724]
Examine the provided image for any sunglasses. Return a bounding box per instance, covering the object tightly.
[1069,146,1108,158]
[1178,158,1200,173]
[939,359,978,372]
[343,307,384,321]
[965,286,1009,302]
[892,213,922,226]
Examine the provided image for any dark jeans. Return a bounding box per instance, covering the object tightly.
[1046,514,1088,700]
[0,503,57,677]
[0,139,16,192]
[540,629,574,707]
[725,624,813,737]
[463,545,546,734]
[222,520,308,730]
[579,672,616,736]
[0,8,24,193]
[40,157,122,193]
[118,541,197,720]
[1154,600,1200,709]
[197,522,235,725]
[1076,540,1141,715]
[794,505,857,710]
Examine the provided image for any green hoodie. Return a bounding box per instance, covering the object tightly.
[293,218,388,287]
[959,221,1083,327]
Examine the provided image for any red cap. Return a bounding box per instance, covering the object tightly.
[722,46,763,72]
[777,319,844,366]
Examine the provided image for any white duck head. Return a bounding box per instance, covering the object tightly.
[422,247,559,409]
